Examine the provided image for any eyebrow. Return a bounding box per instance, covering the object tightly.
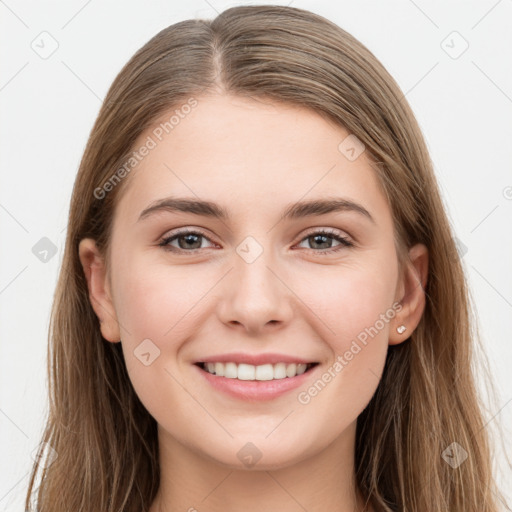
[137,196,375,224]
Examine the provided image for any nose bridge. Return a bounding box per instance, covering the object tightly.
[217,232,293,331]
[233,233,280,299]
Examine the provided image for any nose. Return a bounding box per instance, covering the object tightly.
[216,242,294,336]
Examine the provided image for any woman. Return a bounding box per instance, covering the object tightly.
[25,5,508,511]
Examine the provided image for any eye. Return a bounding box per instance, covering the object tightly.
[158,229,216,252]
[158,227,354,254]
[295,228,353,253]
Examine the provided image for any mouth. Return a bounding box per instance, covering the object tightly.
[195,361,319,381]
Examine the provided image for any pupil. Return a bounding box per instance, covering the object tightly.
[311,234,330,249]
[180,234,201,249]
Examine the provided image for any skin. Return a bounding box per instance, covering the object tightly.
[79,94,428,512]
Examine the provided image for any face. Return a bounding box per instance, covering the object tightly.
[80,94,426,470]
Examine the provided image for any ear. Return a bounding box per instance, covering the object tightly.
[78,238,121,343]
[389,243,428,345]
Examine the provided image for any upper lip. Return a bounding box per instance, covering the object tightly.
[196,352,318,366]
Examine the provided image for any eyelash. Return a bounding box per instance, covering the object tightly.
[158,227,354,255]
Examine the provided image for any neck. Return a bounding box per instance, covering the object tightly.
[150,421,373,512]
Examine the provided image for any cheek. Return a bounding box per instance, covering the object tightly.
[113,253,208,342]
[297,260,398,350]
[109,251,205,387]
[112,260,210,418]
[292,262,398,413]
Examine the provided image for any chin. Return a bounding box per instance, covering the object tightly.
[202,437,317,471]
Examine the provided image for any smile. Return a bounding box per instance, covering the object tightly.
[194,361,320,401]
[197,361,318,380]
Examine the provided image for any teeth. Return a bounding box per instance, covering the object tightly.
[286,363,297,378]
[201,361,313,380]
[213,362,223,376]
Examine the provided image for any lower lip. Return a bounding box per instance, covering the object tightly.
[194,363,319,401]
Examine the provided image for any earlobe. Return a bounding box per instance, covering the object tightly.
[78,238,121,343]
[389,243,429,346]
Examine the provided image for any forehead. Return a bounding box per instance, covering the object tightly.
[113,94,389,225]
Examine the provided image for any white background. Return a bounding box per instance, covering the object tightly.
[1,0,511,510]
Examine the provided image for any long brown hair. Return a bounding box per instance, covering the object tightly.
[25,5,509,511]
